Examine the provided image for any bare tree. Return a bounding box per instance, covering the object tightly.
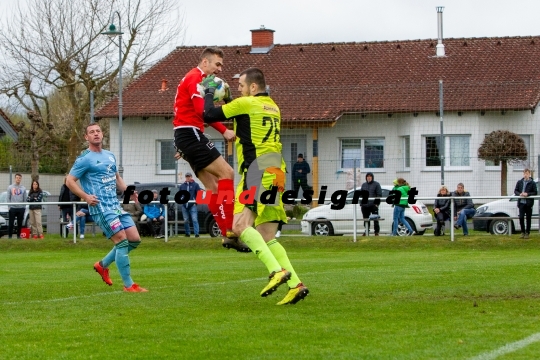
[13,111,62,181]
[0,0,184,171]
[478,130,528,195]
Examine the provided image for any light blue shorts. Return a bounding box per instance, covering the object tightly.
[92,209,135,239]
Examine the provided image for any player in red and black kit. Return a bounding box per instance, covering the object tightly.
[173,47,249,252]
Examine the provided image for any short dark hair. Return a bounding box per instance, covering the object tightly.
[15,173,22,177]
[85,123,101,134]
[200,47,224,63]
[240,67,266,90]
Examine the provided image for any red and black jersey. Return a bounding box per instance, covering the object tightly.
[173,67,205,130]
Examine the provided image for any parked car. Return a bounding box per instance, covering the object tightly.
[0,191,50,230]
[0,214,7,237]
[122,182,221,237]
[473,180,540,235]
[301,186,433,236]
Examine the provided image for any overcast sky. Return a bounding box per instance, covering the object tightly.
[1,0,539,48]
[178,0,540,46]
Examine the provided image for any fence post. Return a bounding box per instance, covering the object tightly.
[72,203,77,244]
[450,198,455,242]
[352,158,358,242]
[164,201,168,243]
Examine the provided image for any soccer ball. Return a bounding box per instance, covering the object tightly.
[198,76,229,102]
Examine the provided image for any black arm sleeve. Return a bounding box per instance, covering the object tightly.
[203,92,227,123]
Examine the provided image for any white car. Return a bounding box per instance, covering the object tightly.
[473,181,540,235]
[301,186,433,236]
[0,214,7,237]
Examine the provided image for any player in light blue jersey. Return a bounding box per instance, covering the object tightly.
[67,123,147,292]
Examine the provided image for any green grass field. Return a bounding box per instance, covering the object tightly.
[1,233,540,359]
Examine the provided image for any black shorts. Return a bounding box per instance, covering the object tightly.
[174,127,222,175]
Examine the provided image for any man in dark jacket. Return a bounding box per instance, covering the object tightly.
[292,154,311,201]
[514,168,537,239]
[360,172,382,236]
[453,183,475,236]
[58,177,74,237]
[178,172,201,237]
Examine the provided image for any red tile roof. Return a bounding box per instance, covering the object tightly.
[95,36,540,123]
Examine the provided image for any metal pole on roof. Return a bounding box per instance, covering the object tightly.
[439,80,445,185]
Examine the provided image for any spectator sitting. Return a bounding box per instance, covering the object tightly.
[453,183,475,236]
[433,185,451,236]
[143,190,165,239]
[66,206,93,239]
[122,191,143,232]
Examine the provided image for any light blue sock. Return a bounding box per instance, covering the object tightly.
[102,241,140,269]
[115,240,134,288]
[101,247,116,268]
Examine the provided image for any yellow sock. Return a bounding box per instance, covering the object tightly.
[240,227,281,274]
[267,239,301,287]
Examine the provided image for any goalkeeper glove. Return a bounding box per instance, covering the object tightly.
[201,75,222,95]
[223,84,233,103]
[266,167,286,193]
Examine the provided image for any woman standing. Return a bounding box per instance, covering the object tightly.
[391,178,415,236]
[27,180,44,239]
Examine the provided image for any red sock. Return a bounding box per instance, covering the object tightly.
[208,193,227,236]
[217,179,235,233]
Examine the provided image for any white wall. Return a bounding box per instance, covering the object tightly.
[112,109,539,203]
[109,117,236,188]
[315,110,540,202]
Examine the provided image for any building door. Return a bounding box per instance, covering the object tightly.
[280,135,307,193]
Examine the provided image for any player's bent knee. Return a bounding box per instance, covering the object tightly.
[110,230,127,244]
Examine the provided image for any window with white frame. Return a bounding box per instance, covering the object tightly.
[424,135,470,168]
[484,134,531,170]
[341,138,384,169]
[157,139,230,174]
[157,140,176,173]
[403,136,410,170]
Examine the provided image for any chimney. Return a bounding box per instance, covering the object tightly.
[436,6,445,57]
[159,79,168,92]
[250,25,275,54]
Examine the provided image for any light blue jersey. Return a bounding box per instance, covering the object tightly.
[69,149,122,216]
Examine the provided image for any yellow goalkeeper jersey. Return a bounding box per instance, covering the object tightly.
[222,93,285,174]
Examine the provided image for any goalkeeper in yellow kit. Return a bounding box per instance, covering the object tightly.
[202,68,309,305]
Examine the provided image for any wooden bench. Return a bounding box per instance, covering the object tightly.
[472,216,540,235]
[137,220,186,237]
